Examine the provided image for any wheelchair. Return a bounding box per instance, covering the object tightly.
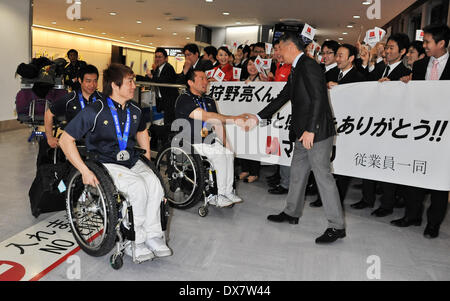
[155,135,236,218]
[65,150,169,270]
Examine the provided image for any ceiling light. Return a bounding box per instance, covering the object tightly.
[236,22,242,25]
[120,36,125,39]
[136,20,142,24]
[101,32,107,35]
[343,32,348,35]
[109,12,117,16]
[156,27,162,30]
[172,32,177,35]
[338,37,344,40]
[362,1,371,5]
[222,12,230,16]
[51,21,56,24]
[353,15,361,19]
[136,39,140,42]
[186,37,190,39]
[206,0,213,2]
[347,25,354,28]
[79,27,84,30]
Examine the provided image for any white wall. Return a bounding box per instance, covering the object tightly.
[0,0,30,122]
[226,26,259,48]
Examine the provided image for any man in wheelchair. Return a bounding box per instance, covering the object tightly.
[45,64,102,148]
[59,63,172,262]
[174,69,245,208]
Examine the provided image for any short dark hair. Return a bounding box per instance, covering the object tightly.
[155,47,168,57]
[78,64,99,82]
[103,63,134,97]
[183,43,200,55]
[339,44,358,63]
[203,46,218,58]
[67,49,78,57]
[279,32,305,51]
[423,24,450,48]
[217,46,231,56]
[254,42,265,50]
[241,45,251,56]
[321,40,340,54]
[410,40,426,56]
[387,33,410,56]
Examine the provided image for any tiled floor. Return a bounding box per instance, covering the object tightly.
[0,128,449,281]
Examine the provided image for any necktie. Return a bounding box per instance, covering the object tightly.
[338,71,343,82]
[383,66,390,78]
[430,60,439,80]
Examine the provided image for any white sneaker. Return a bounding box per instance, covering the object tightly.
[145,236,172,258]
[224,193,243,204]
[216,195,234,208]
[124,243,155,262]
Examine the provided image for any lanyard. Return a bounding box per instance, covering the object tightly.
[107,97,131,151]
[78,92,96,109]
[192,94,208,129]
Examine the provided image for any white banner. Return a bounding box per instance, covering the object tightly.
[208,81,450,191]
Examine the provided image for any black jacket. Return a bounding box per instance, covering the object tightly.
[368,62,412,81]
[412,56,450,80]
[176,59,214,84]
[327,67,367,84]
[148,63,179,123]
[258,54,336,143]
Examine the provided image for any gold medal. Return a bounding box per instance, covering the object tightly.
[201,128,209,138]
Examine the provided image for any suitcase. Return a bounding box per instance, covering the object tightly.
[29,162,71,218]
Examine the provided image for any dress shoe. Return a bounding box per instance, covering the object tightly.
[267,212,299,224]
[390,217,422,227]
[315,228,346,244]
[371,207,393,217]
[268,185,288,195]
[424,224,440,239]
[310,198,323,208]
[350,200,373,210]
[244,176,259,183]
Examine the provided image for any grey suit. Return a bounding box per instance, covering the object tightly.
[258,53,345,229]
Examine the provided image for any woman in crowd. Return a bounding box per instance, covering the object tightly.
[210,46,235,82]
[239,57,268,183]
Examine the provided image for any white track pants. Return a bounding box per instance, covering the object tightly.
[192,143,234,195]
[104,160,164,244]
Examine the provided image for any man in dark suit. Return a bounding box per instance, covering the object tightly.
[353,33,413,217]
[177,43,214,84]
[327,44,366,205]
[327,44,366,87]
[244,32,346,244]
[203,46,219,68]
[145,48,179,126]
[393,24,450,239]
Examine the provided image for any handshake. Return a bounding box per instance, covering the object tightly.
[233,113,260,132]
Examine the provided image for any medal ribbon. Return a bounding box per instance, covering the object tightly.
[78,92,96,109]
[107,97,131,151]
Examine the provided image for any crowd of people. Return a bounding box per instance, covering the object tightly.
[43,23,449,262]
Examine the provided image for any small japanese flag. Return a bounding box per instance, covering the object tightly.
[262,59,272,70]
[213,68,225,82]
[205,69,215,79]
[301,23,316,41]
[314,42,321,54]
[365,29,379,47]
[233,67,242,80]
[232,42,238,51]
[254,55,265,73]
[416,30,424,41]
[374,27,386,41]
[265,43,273,55]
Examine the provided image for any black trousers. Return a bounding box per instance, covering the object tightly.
[403,186,448,226]
[240,159,261,177]
[361,180,397,209]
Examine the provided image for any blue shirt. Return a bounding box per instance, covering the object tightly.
[64,95,147,168]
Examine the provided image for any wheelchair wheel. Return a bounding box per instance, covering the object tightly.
[156,143,205,209]
[66,161,118,257]
[110,253,124,270]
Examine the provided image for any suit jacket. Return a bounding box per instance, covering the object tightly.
[258,54,336,143]
[368,62,412,81]
[150,63,179,120]
[327,67,367,84]
[412,56,450,80]
[176,59,214,84]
